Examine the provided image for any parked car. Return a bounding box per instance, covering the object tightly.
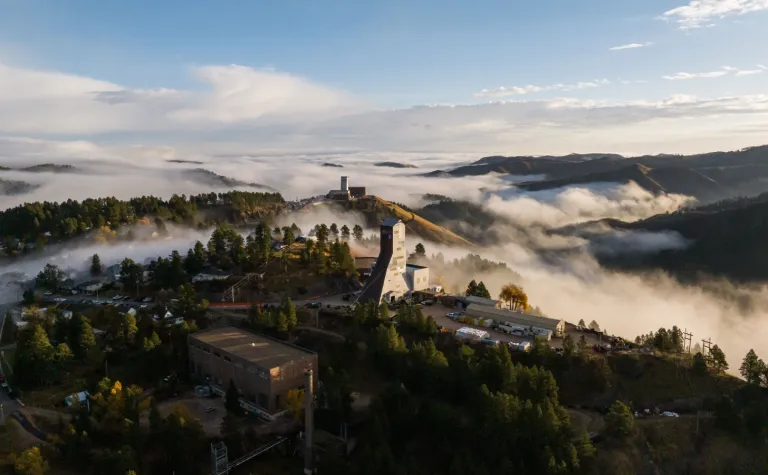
[662,411,679,418]
[1,382,9,392]
[205,406,216,413]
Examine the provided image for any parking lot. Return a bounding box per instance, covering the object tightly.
[421,304,617,350]
[157,395,226,437]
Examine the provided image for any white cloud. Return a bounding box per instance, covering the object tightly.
[663,0,768,29]
[609,42,652,51]
[662,65,765,80]
[1,62,768,156]
[475,79,610,98]
[0,62,361,134]
[663,70,729,80]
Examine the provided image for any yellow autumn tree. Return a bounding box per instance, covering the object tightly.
[498,284,529,312]
[95,226,117,244]
[285,388,305,421]
[10,446,49,475]
[90,378,148,434]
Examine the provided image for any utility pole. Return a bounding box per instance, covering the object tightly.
[682,329,693,354]
[304,370,315,475]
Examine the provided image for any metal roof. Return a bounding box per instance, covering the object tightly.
[465,304,564,331]
[381,218,402,227]
[190,326,315,369]
[461,295,498,307]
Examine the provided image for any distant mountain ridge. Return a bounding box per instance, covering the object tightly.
[375,161,417,169]
[180,168,277,192]
[596,190,768,282]
[0,163,79,173]
[427,145,768,202]
[0,178,40,195]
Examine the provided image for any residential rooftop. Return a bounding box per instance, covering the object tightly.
[189,326,315,369]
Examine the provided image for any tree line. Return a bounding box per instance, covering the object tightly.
[0,190,284,253]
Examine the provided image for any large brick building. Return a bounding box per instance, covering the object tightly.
[188,326,317,413]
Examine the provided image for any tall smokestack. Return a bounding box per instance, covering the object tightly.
[304,369,314,475]
[340,176,349,192]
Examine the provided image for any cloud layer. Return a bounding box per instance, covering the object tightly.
[609,42,652,51]
[1,61,768,157]
[475,79,610,98]
[663,65,766,80]
[662,0,768,29]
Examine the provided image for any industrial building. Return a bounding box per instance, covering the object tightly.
[355,218,439,304]
[188,326,318,414]
[440,295,499,309]
[327,176,351,201]
[326,176,367,201]
[465,304,565,337]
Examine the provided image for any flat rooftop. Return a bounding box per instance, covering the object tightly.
[190,326,315,369]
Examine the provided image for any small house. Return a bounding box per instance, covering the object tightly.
[64,391,90,407]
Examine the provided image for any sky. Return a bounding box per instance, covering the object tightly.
[0,0,767,158]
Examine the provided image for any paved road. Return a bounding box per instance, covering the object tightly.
[0,304,23,418]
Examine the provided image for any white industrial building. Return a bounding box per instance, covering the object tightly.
[465,304,565,337]
[356,218,438,304]
[455,327,490,341]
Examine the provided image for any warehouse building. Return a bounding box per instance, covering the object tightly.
[465,304,565,337]
[188,326,318,414]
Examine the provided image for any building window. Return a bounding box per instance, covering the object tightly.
[223,356,232,362]
[203,347,211,353]
[213,352,221,358]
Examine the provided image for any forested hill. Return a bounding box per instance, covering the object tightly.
[600,192,768,281]
[0,190,285,252]
[426,145,768,202]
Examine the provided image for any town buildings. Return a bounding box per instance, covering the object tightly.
[188,326,318,414]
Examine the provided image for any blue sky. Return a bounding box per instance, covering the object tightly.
[2,0,766,105]
[0,0,767,155]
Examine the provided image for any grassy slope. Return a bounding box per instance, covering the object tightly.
[371,197,474,247]
[317,197,474,247]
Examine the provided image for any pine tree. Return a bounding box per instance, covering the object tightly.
[67,313,96,361]
[90,254,102,276]
[476,281,491,299]
[709,345,729,373]
[739,349,766,385]
[284,296,297,330]
[378,302,390,321]
[352,224,364,241]
[465,280,478,296]
[562,334,575,356]
[605,400,634,438]
[276,312,288,332]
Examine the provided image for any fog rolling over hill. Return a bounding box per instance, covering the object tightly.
[427,145,768,203]
[2,146,768,368]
